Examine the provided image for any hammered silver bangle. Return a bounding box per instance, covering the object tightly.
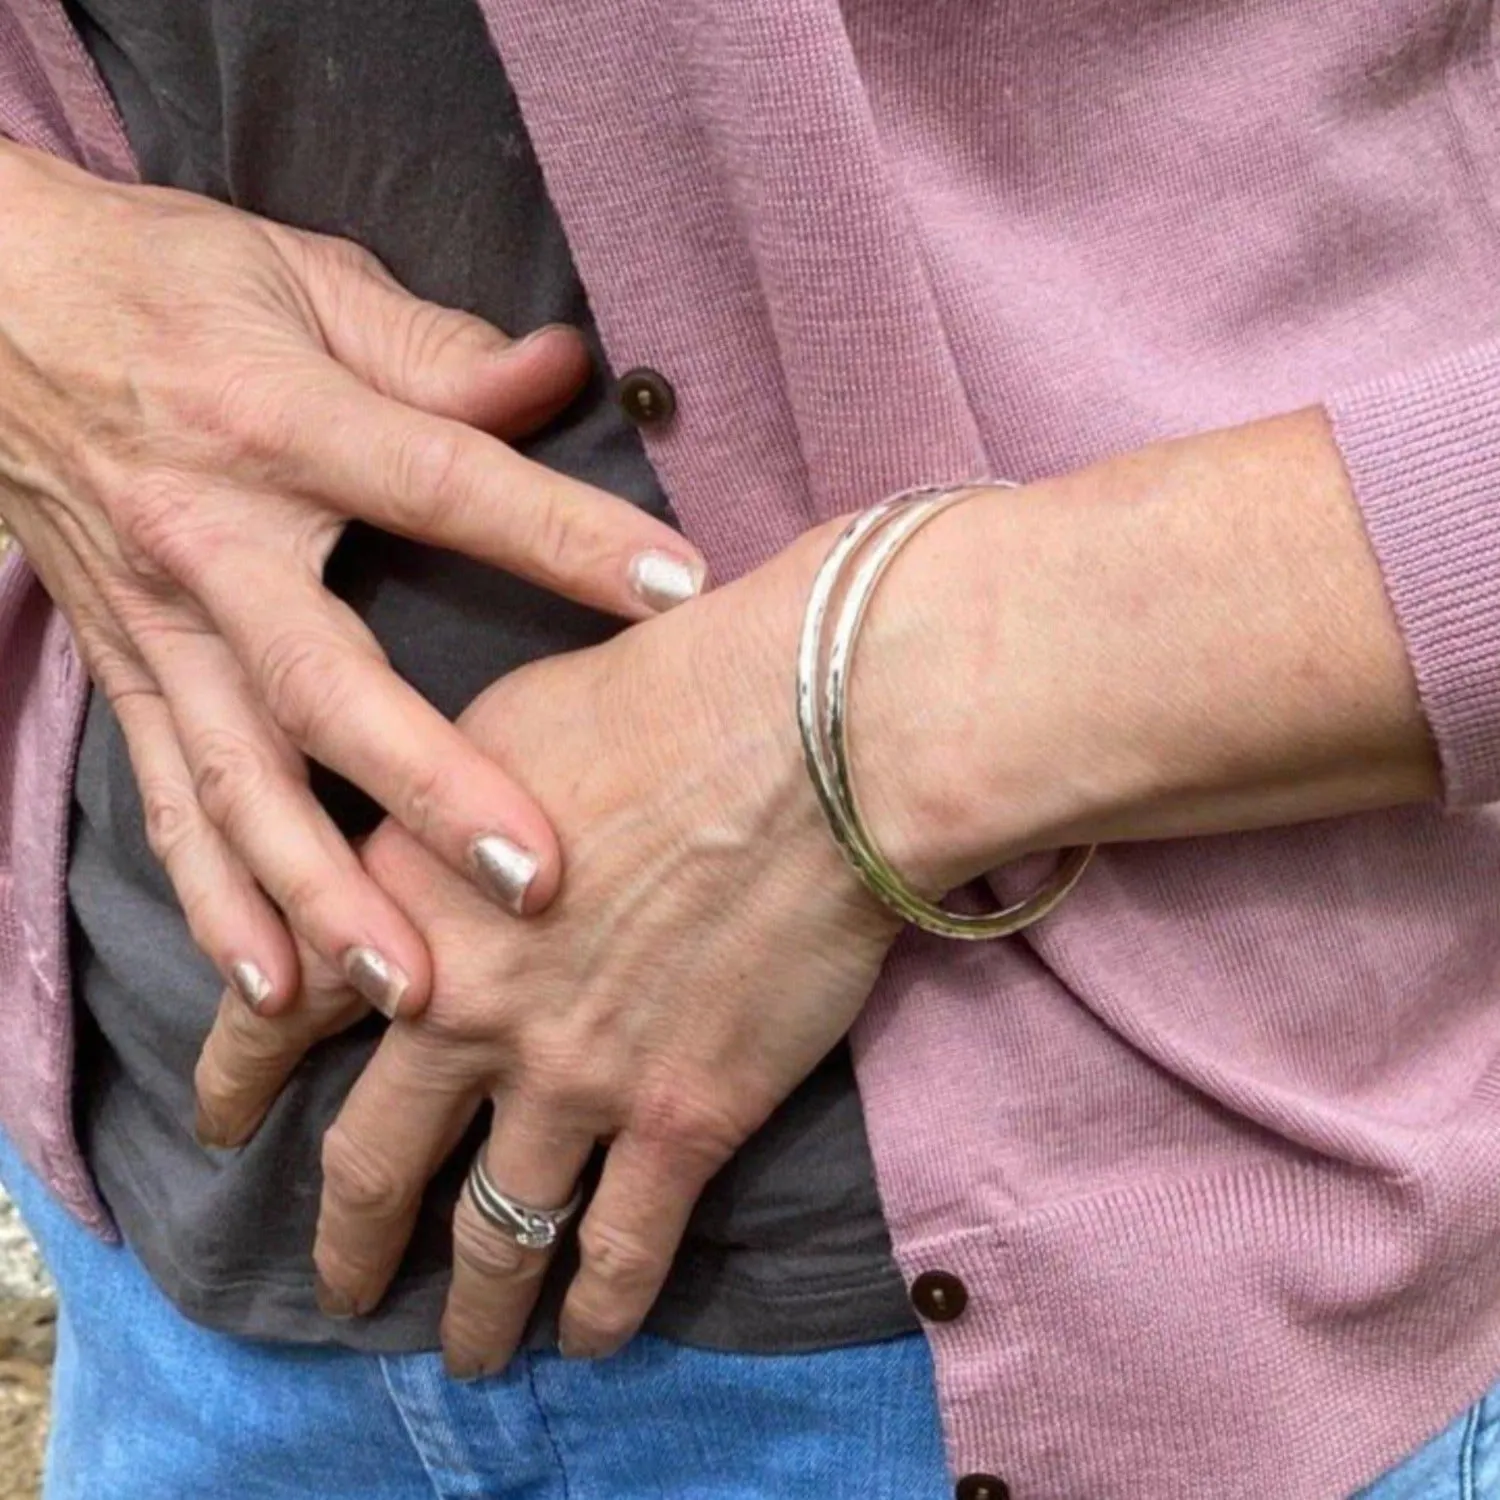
[796,483,1095,940]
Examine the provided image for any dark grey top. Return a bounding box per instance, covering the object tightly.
[64,0,915,1354]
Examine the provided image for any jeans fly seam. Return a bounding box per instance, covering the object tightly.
[526,1358,574,1500]
[378,1356,449,1500]
[1461,1398,1483,1500]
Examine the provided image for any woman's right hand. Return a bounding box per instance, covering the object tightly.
[0,140,706,1021]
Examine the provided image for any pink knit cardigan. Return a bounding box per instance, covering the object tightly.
[6,4,1500,1495]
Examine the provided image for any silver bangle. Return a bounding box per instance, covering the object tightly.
[796,483,1095,940]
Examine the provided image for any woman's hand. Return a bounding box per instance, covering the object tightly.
[0,141,705,1019]
[194,519,904,1368]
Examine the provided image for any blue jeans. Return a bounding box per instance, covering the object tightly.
[0,1129,1494,1499]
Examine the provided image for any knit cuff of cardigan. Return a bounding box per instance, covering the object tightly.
[1326,337,1500,810]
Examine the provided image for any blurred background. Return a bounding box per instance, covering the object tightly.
[0,1181,51,1497]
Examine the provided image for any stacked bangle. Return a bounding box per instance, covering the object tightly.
[796,482,1095,940]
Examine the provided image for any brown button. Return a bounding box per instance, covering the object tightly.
[955,1476,1011,1500]
[618,367,677,428]
[910,1270,969,1323]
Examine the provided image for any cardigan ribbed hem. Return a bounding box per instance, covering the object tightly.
[909,1157,1500,1499]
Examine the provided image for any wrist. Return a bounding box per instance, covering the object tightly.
[705,491,1091,902]
[842,412,1439,897]
[841,484,1096,895]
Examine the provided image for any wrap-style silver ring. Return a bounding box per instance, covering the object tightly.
[465,1154,583,1252]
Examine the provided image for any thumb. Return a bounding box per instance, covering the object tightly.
[293,233,592,436]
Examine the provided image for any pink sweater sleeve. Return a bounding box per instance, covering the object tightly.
[1327,342,1500,809]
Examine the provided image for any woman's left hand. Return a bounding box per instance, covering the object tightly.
[197,515,907,1376]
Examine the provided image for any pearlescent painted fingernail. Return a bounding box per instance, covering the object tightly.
[628,550,706,613]
[471,834,539,915]
[228,960,273,1012]
[341,946,408,1019]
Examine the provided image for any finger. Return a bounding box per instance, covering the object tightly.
[314,1029,480,1320]
[194,946,363,1150]
[289,231,593,433]
[191,548,562,915]
[280,371,707,621]
[18,561,300,1012]
[441,1099,595,1380]
[143,618,433,1016]
[556,1130,722,1362]
[108,675,299,1017]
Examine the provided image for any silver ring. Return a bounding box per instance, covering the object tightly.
[465,1154,583,1251]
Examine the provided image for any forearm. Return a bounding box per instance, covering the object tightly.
[850,408,1440,890]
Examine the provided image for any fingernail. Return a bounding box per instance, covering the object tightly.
[557,1336,596,1361]
[514,321,575,352]
[470,834,539,915]
[342,947,409,1020]
[228,960,273,1012]
[628,550,706,613]
[444,1353,484,1382]
[315,1276,359,1321]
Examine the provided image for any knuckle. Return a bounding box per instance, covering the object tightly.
[320,1126,411,1221]
[387,424,469,529]
[190,728,270,830]
[576,1221,660,1295]
[515,489,588,587]
[322,232,389,283]
[401,756,462,843]
[398,302,480,377]
[413,996,483,1050]
[294,227,391,291]
[256,627,360,746]
[190,364,299,464]
[517,1048,614,1122]
[111,469,192,579]
[414,980,510,1050]
[629,1082,742,1170]
[139,776,200,866]
[452,1202,548,1285]
[274,863,342,941]
[80,631,146,699]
